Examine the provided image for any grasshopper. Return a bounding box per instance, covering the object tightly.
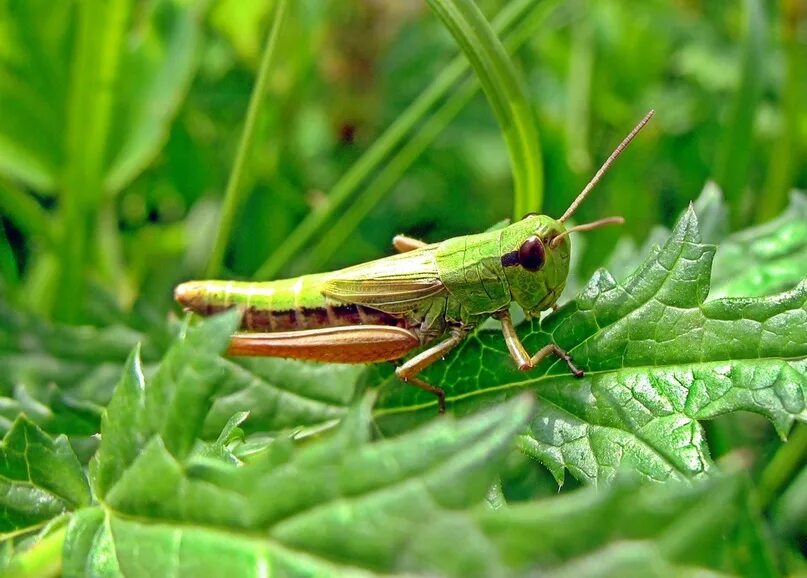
[175,111,654,413]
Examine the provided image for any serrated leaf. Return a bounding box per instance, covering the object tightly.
[26,307,775,577]
[567,182,728,316]
[91,311,240,498]
[203,356,362,437]
[0,296,355,446]
[710,190,807,299]
[373,206,807,485]
[475,475,776,578]
[89,345,147,499]
[0,416,89,536]
[75,337,536,578]
[62,476,761,578]
[0,300,155,441]
[79,315,532,575]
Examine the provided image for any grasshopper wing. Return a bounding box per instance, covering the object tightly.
[322,246,445,314]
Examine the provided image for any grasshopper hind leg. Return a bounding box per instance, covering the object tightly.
[395,327,468,414]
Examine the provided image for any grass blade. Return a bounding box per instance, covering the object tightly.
[758,4,806,223]
[0,177,53,246]
[307,1,566,269]
[426,0,543,219]
[565,0,594,173]
[254,0,541,279]
[0,221,19,287]
[712,0,766,226]
[56,0,130,322]
[206,0,288,277]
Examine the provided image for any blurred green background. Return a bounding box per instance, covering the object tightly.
[0,0,805,325]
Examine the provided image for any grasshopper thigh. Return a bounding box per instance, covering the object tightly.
[228,325,419,363]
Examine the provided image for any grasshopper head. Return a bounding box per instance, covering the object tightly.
[499,215,570,317]
[498,110,654,316]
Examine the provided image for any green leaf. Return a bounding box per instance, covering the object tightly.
[203,357,361,438]
[0,300,154,442]
[20,473,778,577]
[62,474,767,577]
[0,416,89,536]
[104,0,204,193]
[74,337,535,578]
[710,190,807,299]
[476,475,776,577]
[91,311,240,498]
[373,206,807,485]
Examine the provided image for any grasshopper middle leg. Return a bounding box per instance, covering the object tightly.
[496,311,584,376]
[395,327,467,414]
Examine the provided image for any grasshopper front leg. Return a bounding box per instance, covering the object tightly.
[395,327,468,414]
[495,311,584,377]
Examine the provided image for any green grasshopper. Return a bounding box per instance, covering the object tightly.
[176,111,654,413]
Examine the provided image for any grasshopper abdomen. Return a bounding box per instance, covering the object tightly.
[174,278,402,332]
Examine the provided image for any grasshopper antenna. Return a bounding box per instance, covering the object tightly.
[550,216,625,248]
[559,110,655,223]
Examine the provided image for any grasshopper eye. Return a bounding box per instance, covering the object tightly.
[518,236,545,271]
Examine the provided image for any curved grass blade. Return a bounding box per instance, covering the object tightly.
[425,0,543,219]
[254,0,545,279]
[307,1,567,270]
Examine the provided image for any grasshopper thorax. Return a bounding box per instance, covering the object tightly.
[499,214,570,317]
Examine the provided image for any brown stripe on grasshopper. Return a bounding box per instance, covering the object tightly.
[258,304,400,331]
[177,295,401,333]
